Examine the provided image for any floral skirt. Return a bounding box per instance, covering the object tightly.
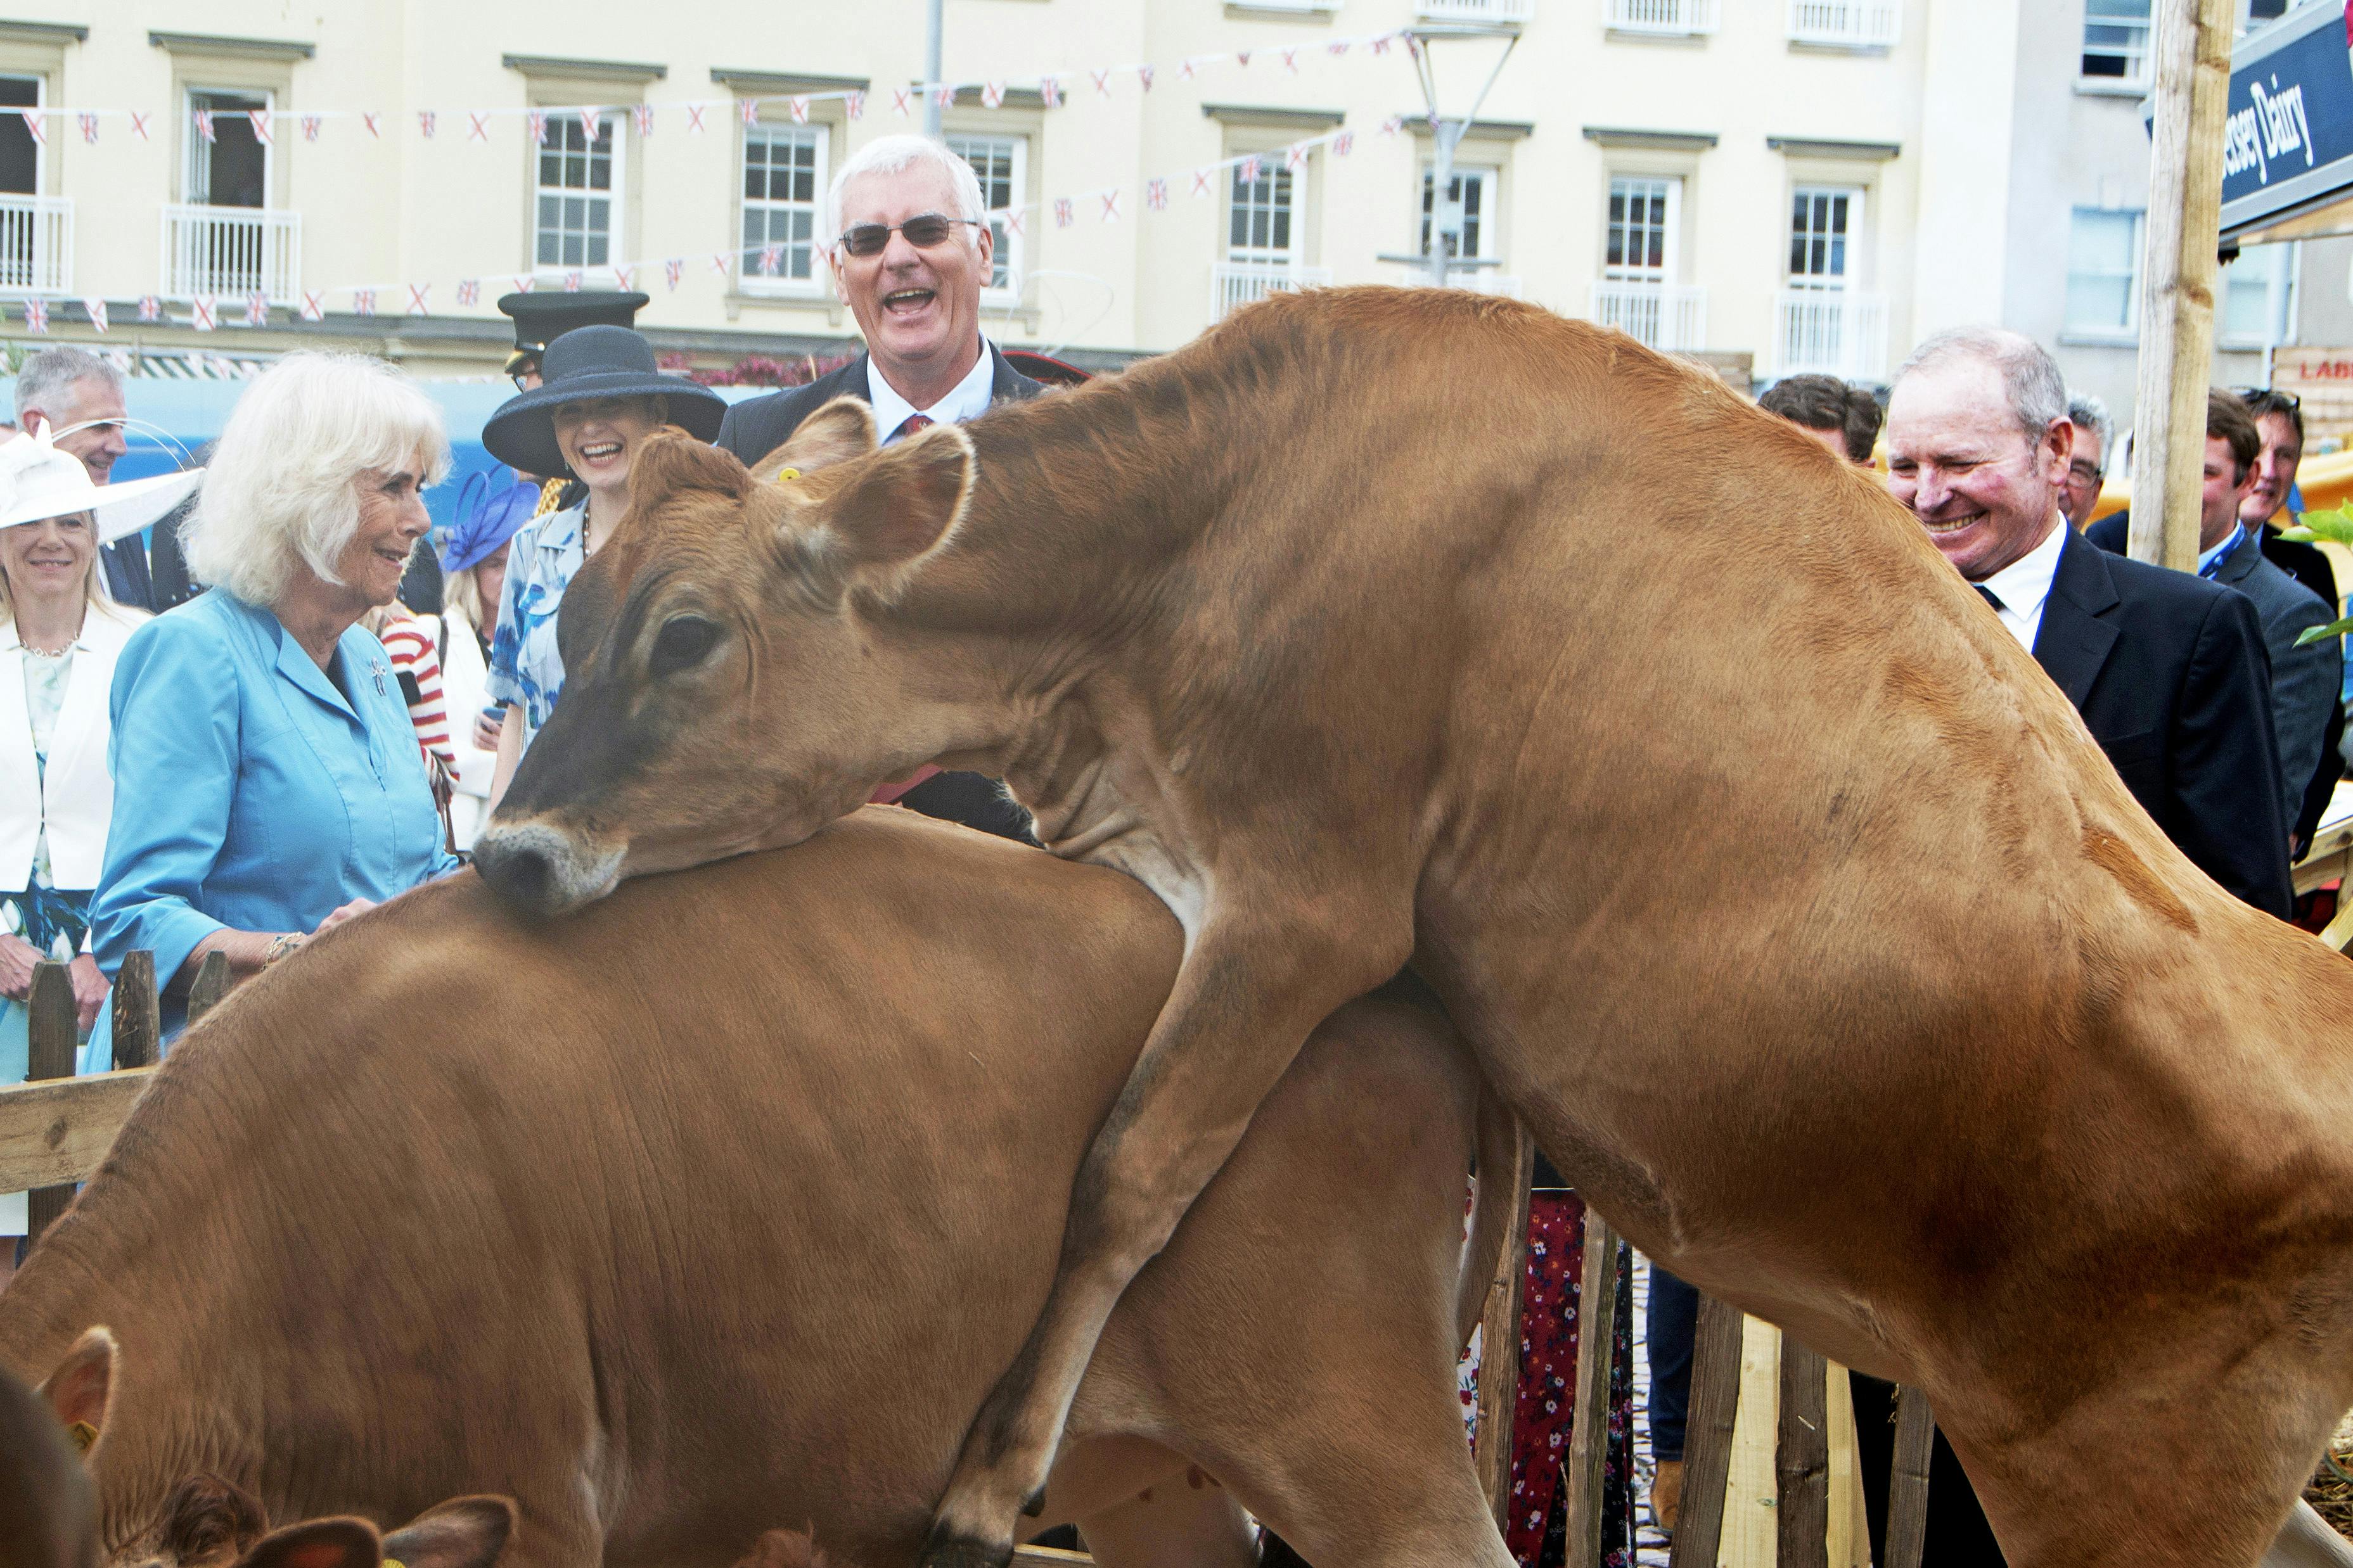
[0,884,92,1237]
[1506,1192,1637,1568]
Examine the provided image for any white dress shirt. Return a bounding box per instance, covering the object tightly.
[1975,514,2070,653]
[869,340,999,444]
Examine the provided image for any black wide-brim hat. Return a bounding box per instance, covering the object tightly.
[481,324,728,480]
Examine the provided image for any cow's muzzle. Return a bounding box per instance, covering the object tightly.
[473,820,627,919]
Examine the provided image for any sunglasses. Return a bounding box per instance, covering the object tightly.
[837,213,982,258]
[2233,386,2301,411]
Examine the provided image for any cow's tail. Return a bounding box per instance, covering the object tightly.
[1458,1076,1529,1352]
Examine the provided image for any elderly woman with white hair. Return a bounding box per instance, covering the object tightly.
[88,352,459,1041]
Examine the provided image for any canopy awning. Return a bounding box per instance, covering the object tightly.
[2216,3,2353,246]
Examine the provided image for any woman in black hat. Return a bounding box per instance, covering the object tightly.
[478,325,726,806]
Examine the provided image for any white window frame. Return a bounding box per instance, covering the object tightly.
[738,122,828,297]
[1605,175,1681,281]
[2082,0,2153,86]
[183,85,272,208]
[1228,155,1302,266]
[946,132,1026,303]
[0,73,44,198]
[534,107,627,279]
[2065,206,2146,341]
[1788,184,1864,289]
[1420,163,1499,262]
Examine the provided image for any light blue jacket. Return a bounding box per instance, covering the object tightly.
[89,590,458,1043]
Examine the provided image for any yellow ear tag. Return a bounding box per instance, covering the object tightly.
[67,1420,96,1454]
[774,467,801,485]
[384,1559,407,1568]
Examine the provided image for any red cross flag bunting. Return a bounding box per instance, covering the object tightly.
[193,110,215,144]
[82,297,106,334]
[790,96,810,124]
[137,295,160,323]
[931,84,954,108]
[611,265,636,290]
[845,90,866,119]
[510,274,534,295]
[301,114,322,142]
[634,103,654,137]
[128,112,150,141]
[352,288,376,317]
[1053,196,1074,228]
[299,291,325,322]
[1041,75,1063,108]
[709,253,729,276]
[1100,189,1120,222]
[23,298,46,335]
[1181,58,1200,80]
[983,82,1005,108]
[249,110,273,145]
[245,293,269,328]
[891,87,913,117]
[686,103,707,134]
[665,257,684,291]
[1329,41,1350,56]
[1282,48,1299,73]
[1138,65,1155,92]
[1286,143,1307,172]
[1192,168,1214,198]
[1004,208,1025,237]
[1380,114,1402,136]
[578,106,601,140]
[17,110,41,146]
[75,112,96,143]
[456,278,480,306]
[1235,50,1252,68]
[191,295,216,331]
[1373,34,1391,54]
[363,112,382,138]
[418,110,437,139]
[1240,154,1260,183]
[406,283,430,316]
[1091,68,1113,97]
[1146,177,1169,211]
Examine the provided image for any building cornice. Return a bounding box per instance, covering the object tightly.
[1766,135,1901,161]
[1401,116,1534,142]
[708,68,869,96]
[148,31,316,61]
[1201,102,1346,131]
[0,21,87,45]
[1582,125,1717,152]
[502,54,667,84]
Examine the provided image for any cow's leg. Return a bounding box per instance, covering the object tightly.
[921,907,1410,1568]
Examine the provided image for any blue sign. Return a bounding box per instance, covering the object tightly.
[2219,3,2353,240]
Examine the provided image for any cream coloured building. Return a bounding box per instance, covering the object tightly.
[0,0,2293,403]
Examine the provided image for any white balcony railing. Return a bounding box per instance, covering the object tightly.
[1213,260,1333,321]
[160,205,302,305]
[1418,0,1537,24]
[1776,288,1889,379]
[0,194,71,296]
[1589,280,1707,353]
[1787,0,1901,48]
[1607,0,1720,35]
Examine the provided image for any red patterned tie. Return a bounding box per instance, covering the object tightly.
[895,412,934,441]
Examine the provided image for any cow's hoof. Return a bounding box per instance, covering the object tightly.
[1021,1486,1046,1519]
[920,1523,1013,1568]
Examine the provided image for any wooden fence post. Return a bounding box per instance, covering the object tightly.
[112,950,159,1070]
[1776,1340,1832,1568]
[23,960,79,1244]
[1474,1125,1535,1529]
[1669,1292,1747,1568]
[186,950,232,1024]
[1883,1386,1937,1568]
[1561,1210,1622,1563]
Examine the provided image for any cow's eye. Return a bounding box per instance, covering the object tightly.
[648,615,722,677]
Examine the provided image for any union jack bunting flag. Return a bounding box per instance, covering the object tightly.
[22,298,47,335]
[634,103,654,137]
[1146,177,1169,212]
[982,82,1005,108]
[664,257,684,291]
[137,295,160,323]
[456,278,480,307]
[75,113,96,143]
[299,291,325,322]
[468,112,490,142]
[1328,41,1350,56]
[739,98,759,127]
[563,271,584,293]
[245,293,269,328]
[193,110,215,144]
[1332,130,1354,157]
[1234,51,1252,68]
[790,96,810,125]
[191,296,217,331]
[685,103,707,134]
[300,115,323,142]
[1181,58,1200,79]
[82,298,106,334]
[1053,196,1074,229]
[17,111,41,147]
[128,112,150,141]
[1239,155,1260,183]
[248,110,273,145]
[1138,65,1155,92]
[845,90,866,119]
[1380,115,1403,136]
[418,110,437,139]
[352,289,376,317]
[1040,75,1062,108]
[1372,34,1392,54]
[759,243,780,277]
[529,110,548,145]
[406,283,430,316]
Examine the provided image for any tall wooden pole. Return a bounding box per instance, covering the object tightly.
[2129,0,2236,572]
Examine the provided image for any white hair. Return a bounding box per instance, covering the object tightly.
[825,133,987,250]
[2067,392,2115,461]
[182,352,451,608]
[1893,327,2070,445]
[15,347,122,426]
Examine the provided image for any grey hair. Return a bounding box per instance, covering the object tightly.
[2066,392,2115,461]
[825,133,986,248]
[181,352,451,608]
[1894,327,2070,445]
[14,347,122,427]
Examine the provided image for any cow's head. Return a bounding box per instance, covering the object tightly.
[475,400,980,918]
[15,1330,515,1568]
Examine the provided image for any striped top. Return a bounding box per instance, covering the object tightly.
[375,604,455,771]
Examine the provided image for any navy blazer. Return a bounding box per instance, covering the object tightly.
[713,345,1046,846]
[2034,526,2293,918]
[715,345,1044,469]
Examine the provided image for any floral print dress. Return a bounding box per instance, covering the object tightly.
[1,647,92,1236]
[485,502,585,754]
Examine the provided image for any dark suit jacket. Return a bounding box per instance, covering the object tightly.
[715,345,1047,845]
[99,536,153,611]
[2034,526,2293,918]
[715,345,1044,468]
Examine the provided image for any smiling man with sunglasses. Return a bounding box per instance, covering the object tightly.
[717,133,1044,469]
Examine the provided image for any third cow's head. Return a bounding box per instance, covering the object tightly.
[475,400,980,918]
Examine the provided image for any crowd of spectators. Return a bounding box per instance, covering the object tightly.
[0,131,2345,1562]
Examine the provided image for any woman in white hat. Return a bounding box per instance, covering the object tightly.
[0,426,198,1281]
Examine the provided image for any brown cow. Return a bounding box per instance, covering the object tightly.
[478,286,2353,1567]
[3,810,1519,1567]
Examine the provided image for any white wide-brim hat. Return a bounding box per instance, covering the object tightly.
[0,428,203,545]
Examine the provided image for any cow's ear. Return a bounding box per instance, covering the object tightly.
[229,1517,379,1568]
[816,423,975,576]
[380,1496,516,1568]
[37,1326,114,1446]
[753,397,875,484]
[627,428,750,511]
